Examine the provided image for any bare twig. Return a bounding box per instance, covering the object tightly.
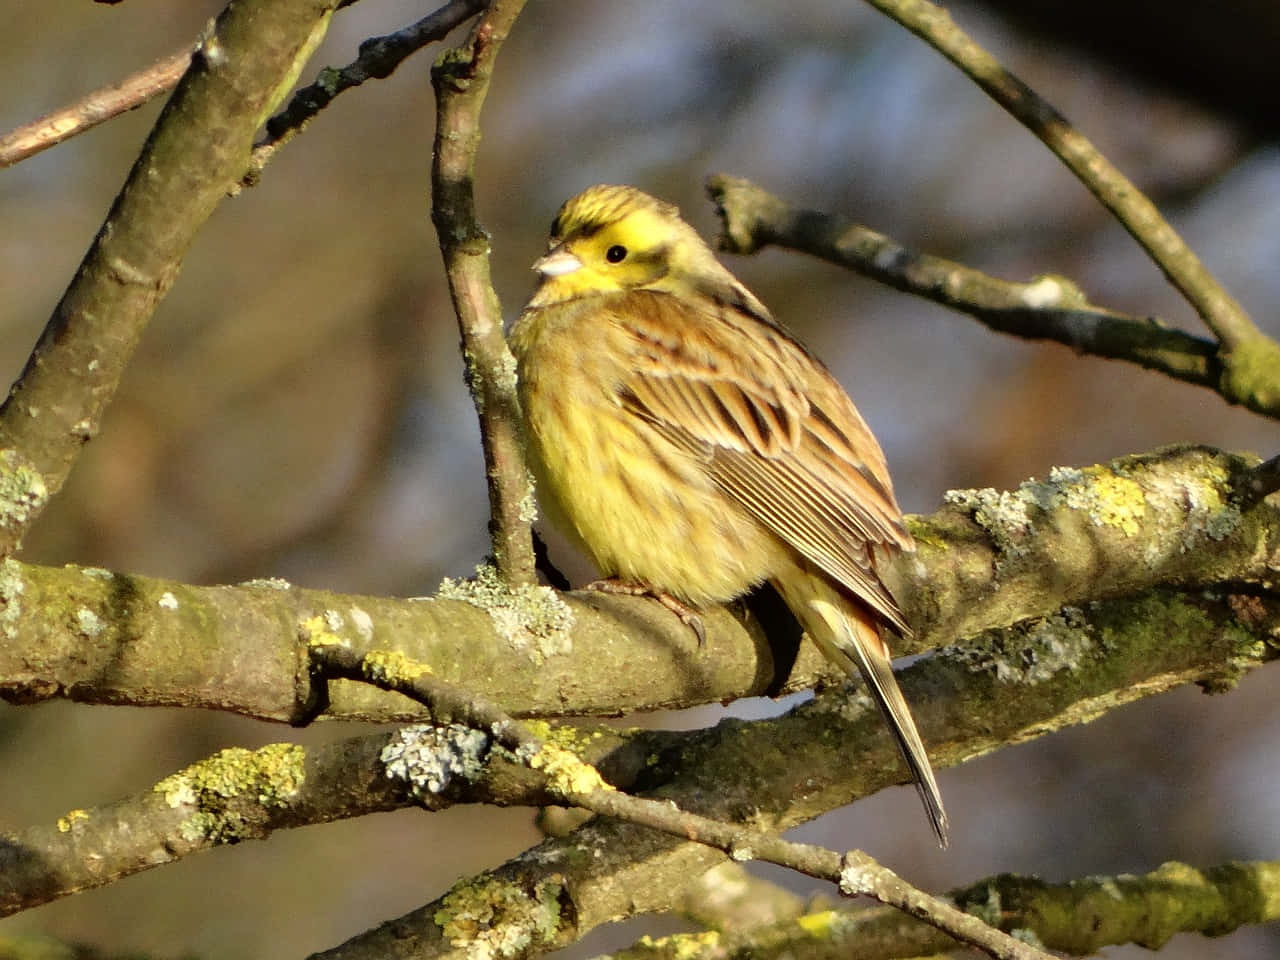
[247,0,486,178]
[0,0,339,557]
[860,0,1280,412]
[0,45,192,168]
[708,175,1251,411]
[430,0,537,585]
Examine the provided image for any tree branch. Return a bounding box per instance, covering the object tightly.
[246,0,487,178]
[430,0,538,585]
[858,0,1280,415]
[607,860,1280,959]
[707,175,1255,414]
[0,45,193,168]
[2,446,1275,721]
[0,0,339,557]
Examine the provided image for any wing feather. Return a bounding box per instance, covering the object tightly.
[610,290,913,633]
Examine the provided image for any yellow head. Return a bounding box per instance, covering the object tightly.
[526,185,755,311]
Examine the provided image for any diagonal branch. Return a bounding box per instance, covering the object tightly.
[0,45,193,168]
[707,175,1249,412]
[0,0,339,557]
[859,0,1280,413]
[247,0,487,178]
[606,860,1280,959]
[430,0,537,585]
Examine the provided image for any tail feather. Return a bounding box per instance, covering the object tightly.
[782,579,949,847]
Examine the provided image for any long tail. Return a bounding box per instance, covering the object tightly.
[777,574,949,847]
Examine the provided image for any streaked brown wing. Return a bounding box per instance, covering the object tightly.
[611,291,913,634]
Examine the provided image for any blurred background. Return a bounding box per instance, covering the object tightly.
[2,0,1279,956]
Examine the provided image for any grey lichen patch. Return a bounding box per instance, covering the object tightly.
[75,607,105,639]
[438,563,574,663]
[348,604,374,641]
[945,463,1148,571]
[0,557,24,640]
[381,723,490,796]
[0,449,48,533]
[942,486,1037,565]
[240,576,293,590]
[518,470,539,525]
[947,607,1094,684]
[158,591,179,610]
[435,874,564,960]
[153,743,305,844]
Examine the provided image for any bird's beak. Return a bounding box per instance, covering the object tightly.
[532,246,583,277]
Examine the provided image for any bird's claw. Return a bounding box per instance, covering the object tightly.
[585,578,706,646]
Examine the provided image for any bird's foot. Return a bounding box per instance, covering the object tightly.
[585,578,707,646]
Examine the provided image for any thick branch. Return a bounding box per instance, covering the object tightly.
[0,0,338,556]
[4,575,1277,925]
[308,581,1280,959]
[859,0,1280,416]
[430,0,537,585]
[2,446,1276,720]
[707,175,1259,415]
[608,860,1280,959]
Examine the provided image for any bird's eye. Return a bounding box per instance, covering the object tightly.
[605,244,628,264]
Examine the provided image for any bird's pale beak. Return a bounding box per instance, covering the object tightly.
[533,247,583,277]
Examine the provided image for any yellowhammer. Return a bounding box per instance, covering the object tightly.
[509,184,947,846]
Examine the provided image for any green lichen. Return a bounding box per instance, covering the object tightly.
[438,563,574,663]
[435,874,564,960]
[1220,336,1280,412]
[154,743,305,844]
[0,449,48,533]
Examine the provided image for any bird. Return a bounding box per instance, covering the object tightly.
[507,184,947,846]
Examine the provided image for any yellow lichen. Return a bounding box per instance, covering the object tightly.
[528,743,612,798]
[363,648,433,684]
[435,875,563,960]
[56,808,90,833]
[153,743,306,843]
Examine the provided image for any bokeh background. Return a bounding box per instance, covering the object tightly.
[2,1,1279,956]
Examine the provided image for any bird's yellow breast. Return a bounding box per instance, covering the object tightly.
[510,297,784,606]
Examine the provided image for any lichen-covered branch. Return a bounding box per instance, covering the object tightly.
[3,566,1277,931]
[429,0,537,585]
[858,0,1280,416]
[608,860,1280,960]
[0,0,339,557]
[707,175,1269,417]
[2,446,1277,721]
[305,579,1280,959]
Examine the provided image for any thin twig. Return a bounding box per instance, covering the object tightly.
[860,0,1280,413]
[314,645,1053,960]
[247,0,486,178]
[0,46,192,168]
[860,0,1257,349]
[0,0,340,558]
[706,175,1280,418]
[430,0,538,585]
